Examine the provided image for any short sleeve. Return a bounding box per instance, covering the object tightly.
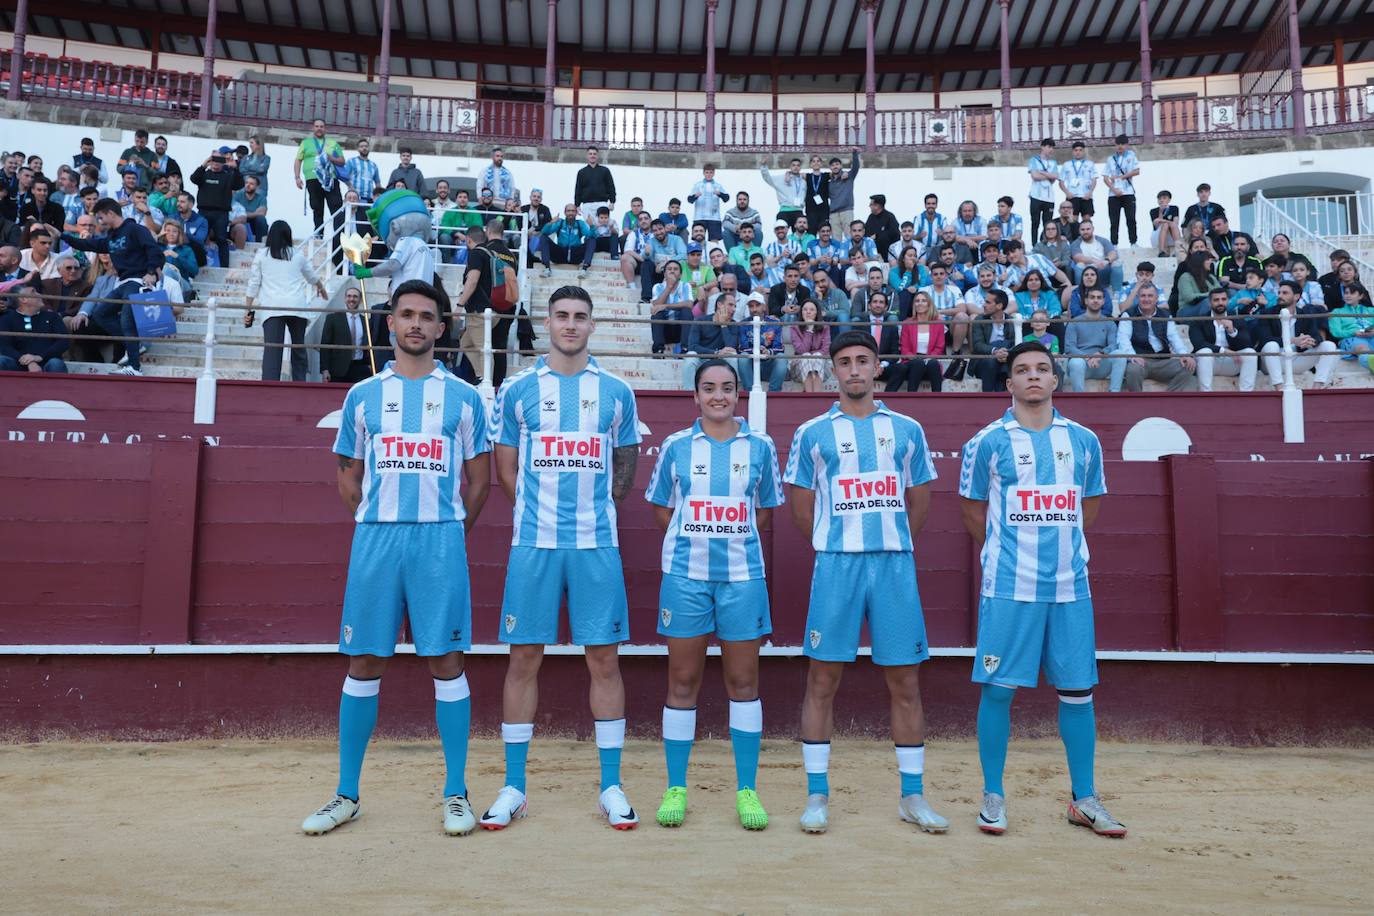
[613,384,642,446]
[333,388,364,459]
[901,422,937,488]
[644,440,676,507]
[492,379,522,447]
[458,388,492,460]
[782,425,814,488]
[1082,430,1107,498]
[958,430,997,500]
[755,436,786,508]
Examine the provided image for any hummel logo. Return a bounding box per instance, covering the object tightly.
[451,629,463,641]
[839,440,855,454]
[385,401,399,413]
[612,621,622,633]
[542,398,557,412]
[693,463,708,475]
[1016,453,1032,466]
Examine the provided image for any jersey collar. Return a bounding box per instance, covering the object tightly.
[1000,406,1068,430]
[690,417,750,439]
[534,354,601,377]
[376,360,446,381]
[825,400,897,421]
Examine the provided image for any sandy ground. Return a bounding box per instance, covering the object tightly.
[3,738,1371,915]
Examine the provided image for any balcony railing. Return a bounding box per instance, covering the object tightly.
[3,52,1369,152]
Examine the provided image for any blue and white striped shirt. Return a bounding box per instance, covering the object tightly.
[346,156,381,203]
[784,402,936,553]
[914,211,947,243]
[492,356,641,549]
[333,363,490,524]
[1027,155,1059,203]
[1004,252,1060,289]
[990,212,1024,239]
[480,164,516,200]
[1060,158,1098,197]
[689,179,728,222]
[1104,150,1140,197]
[958,408,1107,602]
[955,215,986,238]
[765,238,801,266]
[645,418,784,581]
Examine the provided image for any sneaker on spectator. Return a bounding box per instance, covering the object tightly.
[117,345,150,367]
[577,267,589,279]
[540,267,552,278]
[115,365,143,376]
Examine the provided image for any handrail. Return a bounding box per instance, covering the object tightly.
[1253,189,1374,276]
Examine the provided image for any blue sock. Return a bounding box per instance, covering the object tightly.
[806,771,829,795]
[596,718,626,792]
[977,684,1015,796]
[336,677,380,801]
[502,722,533,794]
[900,771,924,796]
[434,676,470,798]
[1058,696,1097,800]
[600,746,623,791]
[662,705,696,789]
[729,698,763,792]
[664,740,693,788]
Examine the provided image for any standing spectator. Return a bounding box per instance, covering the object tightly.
[1190,288,1258,392]
[538,203,596,278]
[1070,219,1122,289]
[1182,183,1225,229]
[802,155,831,236]
[1102,134,1140,247]
[239,136,271,197]
[971,289,1017,392]
[479,219,521,387]
[0,283,69,373]
[649,259,695,354]
[453,226,494,379]
[758,156,805,227]
[789,299,832,392]
[294,120,345,259]
[190,152,244,268]
[151,136,183,180]
[722,192,762,252]
[885,291,945,392]
[118,130,159,187]
[573,146,616,222]
[1064,288,1122,392]
[319,286,374,384]
[1027,138,1058,244]
[387,148,425,193]
[72,138,109,194]
[825,150,861,236]
[736,292,788,391]
[1150,190,1181,258]
[243,221,327,382]
[345,139,382,205]
[480,148,516,205]
[1058,141,1097,217]
[865,195,901,257]
[1115,286,1199,391]
[687,164,730,241]
[231,175,269,248]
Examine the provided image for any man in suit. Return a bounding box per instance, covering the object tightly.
[319,286,375,384]
[971,288,1018,392]
[1189,288,1258,391]
[852,289,901,385]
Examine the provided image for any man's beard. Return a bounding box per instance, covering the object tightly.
[395,336,434,357]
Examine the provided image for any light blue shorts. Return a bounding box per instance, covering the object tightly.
[972,596,1098,690]
[658,574,771,641]
[1338,336,1373,356]
[340,522,471,657]
[805,551,929,667]
[500,546,630,646]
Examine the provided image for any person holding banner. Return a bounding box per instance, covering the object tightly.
[643,358,784,831]
[957,340,1124,838]
[60,198,164,376]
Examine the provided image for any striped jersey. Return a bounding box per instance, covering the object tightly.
[333,362,490,524]
[958,408,1107,603]
[645,418,784,581]
[492,355,641,548]
[784,402,936,553]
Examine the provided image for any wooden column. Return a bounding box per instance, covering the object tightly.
[863,0,878,151]
[1139,0,1155,143]
[542,0,558,145]
[376,0,393,136]
[1287,0,1306,137]
[7,0,28,102]
[705,0,719,150]
[199,0,218,119]
[998,0,1012,149]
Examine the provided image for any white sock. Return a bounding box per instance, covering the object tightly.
[433,673,469,702]
[662,706,696,742]
[729,698,763,733]
[895,744,925,775]
[502,722,534,744]
[594,718,626,749]
[342,675,381,698]
[802,741,831,774]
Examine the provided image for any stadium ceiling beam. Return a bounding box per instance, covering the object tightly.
[5,0,1371,79]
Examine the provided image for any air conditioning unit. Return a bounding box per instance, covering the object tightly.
[1064,111,1089,136]
[926,117,951,142]
[1210,103,1237,128]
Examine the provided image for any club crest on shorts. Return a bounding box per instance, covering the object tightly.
[982,654,1001,674]
[342,625,353,645]
[809,629,822,649]
[661,607,672,627]
[504,614,517,634]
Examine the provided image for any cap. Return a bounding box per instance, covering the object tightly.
[870,194,886,205]
[774,219,789,229]
[686,243,703,253]
[746,291,767,305]
[217,145,233,154]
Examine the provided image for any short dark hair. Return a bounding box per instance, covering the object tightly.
[631,196,643,204]
[829,329,878,358]
[985,289,1009,309]
[1115,133,1129,144]
[924,193,938,204]
[492,146,503,153]
[829,156,842,165]
[749,253,764,263]
[1137,261,1156,273]
[135,129,149,139]
[80,137,94,146]
[669,197,681,206]
[1072,141,1085,149]
[651,218,665,228]
[548,284,594,314]
[1279,280,1302,295]
[1007,340,1053,371]
[1265,254,1286,268]
[92,198,122,216]
[1040,138,1055,148]
[1209,287,1230,300]
[596,206,610,216]
[467,226,487,243]
[789,157,802,165]
[1158,190,1172,200]
[1084,287,1106,301]
[1197,183,1211,192]
[1004,239,1022,253]
[693,357,738,389]
[390,279,446,322]
[784,265,800,275]
[900,220,914,229]
[398,146,413,155]
[998,195,1014,208]
[79,187,99,197]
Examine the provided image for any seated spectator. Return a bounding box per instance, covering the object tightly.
[742,253,769,299]
[1003,239,1069,291]
[387,148,425,193]
[789,299,832,392]
[319,286,375,384]
[989,196,1024,242]
[680,244,717,314]
[889,246,932,320]
[848,266,891,329]
[1179,217,1213,262]
[680,291,739,389]
[963,264,1009,319]
[1051,201,1079,247]
[38,253,93,320]
[174,191,210,265]
[972,289,1017,392]
[736,291,788,391]
[1182,183,1225,230]
[20,230,60,280]
[1290,259,1325,307]
[885,221,920,268]
[649,259,695,354]
[659,198,689,242]
[0,244,27,284]
[726,221,764,271]
[1190,287,1258,392]
[1024,308,1066,386]
[810,267,849,325]
[920,263,971,355]
[1015,270,1062,320]
[845,219,880,264]
[158,221,200,298]
[19,176,65,245]
[1254,280,1339,389]
[885,291,945,393]
[520,188,554,267]
[806,222,846,287]
[430,180,457,216]
[1176,250,1222,316]
[440,190,484,264]
[1216,236,1262,293]
[243,221,328,382]
[912,193,946,247]
[711,249,747,302]
[1270,233,1309,276]
[768,264,815,322]
[619,210,654,288]
[1070,219,1123,289]
[1229,265,1271,316]
[765,219,800,267]
[721,191,761,251]
[620,196,647,233]
[788,215,817,251]
[72,137,109,192]
[1115,285,1199,391]
[1117,262,1162,315]
[975,238,1010,284]
[1150,190,1181,257]
[539,204,596,278]
[121,185,165,238]
[641,218,688,303]
[1064,264,1117,318]
[231,175,269,248]
[148,173,176,219]
[931,223,974,273]
[843,248,873,294]
[1206,214,1252,260]
[1330,282,1374,360]
[584,205,620,263]
[0,283,69,373]
[1065,288,1122,392]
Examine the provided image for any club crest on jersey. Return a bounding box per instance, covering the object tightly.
[809,629,822,649]
[542,398,557,412]
[732,462,747,477]
[385,401,399,413]
[504,614,516,633]
[1055,449,1071,463]
[661,607,672,627]
[581,398,597,413]
[983,654,1001,674]
[877,435,893,452]
[425,401,441,415]
[342,625,353,645]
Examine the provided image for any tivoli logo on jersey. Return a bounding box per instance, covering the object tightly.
[682,497,752,539]
[1005,484,1081,527]
[829,471,904,515]
[532,433,607,472]
[372,433,452,475]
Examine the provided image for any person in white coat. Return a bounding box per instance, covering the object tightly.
[244,220,328,381]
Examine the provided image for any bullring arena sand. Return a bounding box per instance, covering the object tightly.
[4,738,1372,914]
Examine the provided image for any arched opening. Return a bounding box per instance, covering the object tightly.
[1238,172,1373,239]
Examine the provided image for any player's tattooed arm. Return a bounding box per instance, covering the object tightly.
[611,445,639,501]
[336,453,364,515]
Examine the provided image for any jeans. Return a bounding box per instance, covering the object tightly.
[722,227,740,251]
[0,355,67,372]
[306,178,344,268]
[639,261,666,301]
[592,235,621,259]
[650,306,694,352]
[540,236,595,268]
[737,354,787,391]
[490,315,515,388]
[974,356,1010,393]
[92,278,144,369]
[1066,355,1122,392]
[1073,261,1124,290]
[1107,194,1138,246]
[203,208,231,269]
[261,315,309,381]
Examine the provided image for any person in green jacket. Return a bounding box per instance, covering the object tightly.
[438,189,485,264]
[1330,281,1374,370]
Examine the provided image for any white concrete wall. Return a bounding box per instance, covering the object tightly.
[6,113,1371,245]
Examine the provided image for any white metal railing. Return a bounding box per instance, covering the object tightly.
[1253,189,1374,276]
[1278,307,1303,443]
